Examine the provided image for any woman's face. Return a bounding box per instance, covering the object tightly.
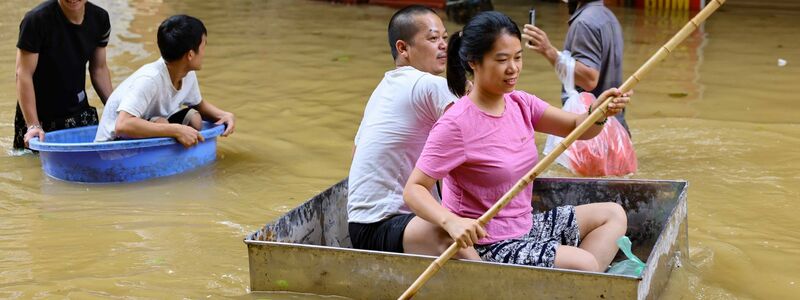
[471,32,523,97]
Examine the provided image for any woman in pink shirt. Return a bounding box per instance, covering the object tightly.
[403,11,629,272]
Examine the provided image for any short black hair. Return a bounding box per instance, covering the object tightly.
[157,15,207,62]
[387,5,438,60]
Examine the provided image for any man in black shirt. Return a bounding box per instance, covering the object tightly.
[14,0,113,149]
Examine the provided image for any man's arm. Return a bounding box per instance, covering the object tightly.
[16,49,45,146]
[522,24,600,91]
[573,60,599,91]
[115,111,204,147]
[89,47,113,104]
[193,100,235,136]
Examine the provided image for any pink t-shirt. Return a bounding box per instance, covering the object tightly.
[416,90,550,244]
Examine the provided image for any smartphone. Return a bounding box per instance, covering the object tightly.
[529,8,535,26]
[528,8,536,47]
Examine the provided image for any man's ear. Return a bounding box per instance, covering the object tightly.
[186,49,196,62]
[396,40,410,59]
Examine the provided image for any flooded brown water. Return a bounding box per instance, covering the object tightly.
[0,0,798,298]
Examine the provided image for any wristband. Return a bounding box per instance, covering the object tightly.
[587,104,608,126]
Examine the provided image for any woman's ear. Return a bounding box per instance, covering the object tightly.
[467,60,476,71]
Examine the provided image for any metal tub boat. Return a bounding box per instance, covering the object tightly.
[245,177,688,299]
[28,122,224,183]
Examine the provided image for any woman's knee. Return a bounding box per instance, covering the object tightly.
[576,202,627,236]
[600,202,627,235]
[607,202,627,226]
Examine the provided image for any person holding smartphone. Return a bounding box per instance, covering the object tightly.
[523,0,629,136]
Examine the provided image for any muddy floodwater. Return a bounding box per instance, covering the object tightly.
[0,0,798,298]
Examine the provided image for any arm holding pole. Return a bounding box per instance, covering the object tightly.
[398,0,727,298]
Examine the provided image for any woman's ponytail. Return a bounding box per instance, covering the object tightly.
[446,31,468,97]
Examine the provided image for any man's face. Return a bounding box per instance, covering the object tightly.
[58,0,87,14]
[405,13,448,75]
[189,35,206,71]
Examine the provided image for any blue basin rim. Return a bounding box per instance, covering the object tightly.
[28,123,225,152]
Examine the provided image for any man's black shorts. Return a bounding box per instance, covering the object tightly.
[167,107,198,125]
[349,214,415,253]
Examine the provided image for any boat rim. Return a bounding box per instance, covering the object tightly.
[244,239,643,280]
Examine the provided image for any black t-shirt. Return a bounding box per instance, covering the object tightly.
[17,0,110,121]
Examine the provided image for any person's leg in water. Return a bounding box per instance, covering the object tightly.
[403,216,481,260]
[554,202,627,272]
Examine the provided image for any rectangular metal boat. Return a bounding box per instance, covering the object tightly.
[245,177,688,299]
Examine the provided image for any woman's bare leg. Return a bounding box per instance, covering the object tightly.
[574,202,627,271]
[554,245,599,271]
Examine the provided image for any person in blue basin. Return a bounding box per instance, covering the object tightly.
[15,0,114,149]
[94,15,235,147]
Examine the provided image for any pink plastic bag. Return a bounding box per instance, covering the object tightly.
[544,92,637,176]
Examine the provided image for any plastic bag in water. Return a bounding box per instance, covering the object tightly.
[607,236,646,277]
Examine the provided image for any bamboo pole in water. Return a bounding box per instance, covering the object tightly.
[397,0,726,299]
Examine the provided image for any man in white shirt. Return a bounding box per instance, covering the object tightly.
[348,6,478,259]
[95,15,234,146]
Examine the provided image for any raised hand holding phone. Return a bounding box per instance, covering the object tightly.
[527,8,536,47]
[529,8,535,27]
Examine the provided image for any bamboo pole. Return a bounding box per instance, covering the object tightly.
[398,0,725,299]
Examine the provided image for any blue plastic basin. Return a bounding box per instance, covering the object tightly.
[28,122,224,183]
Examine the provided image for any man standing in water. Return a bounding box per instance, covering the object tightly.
[347,6,479,259]
[524,0,629,135]
[14,0,113,149]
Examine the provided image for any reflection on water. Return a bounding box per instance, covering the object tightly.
[0,0,798,298]
[102,0,158,72]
